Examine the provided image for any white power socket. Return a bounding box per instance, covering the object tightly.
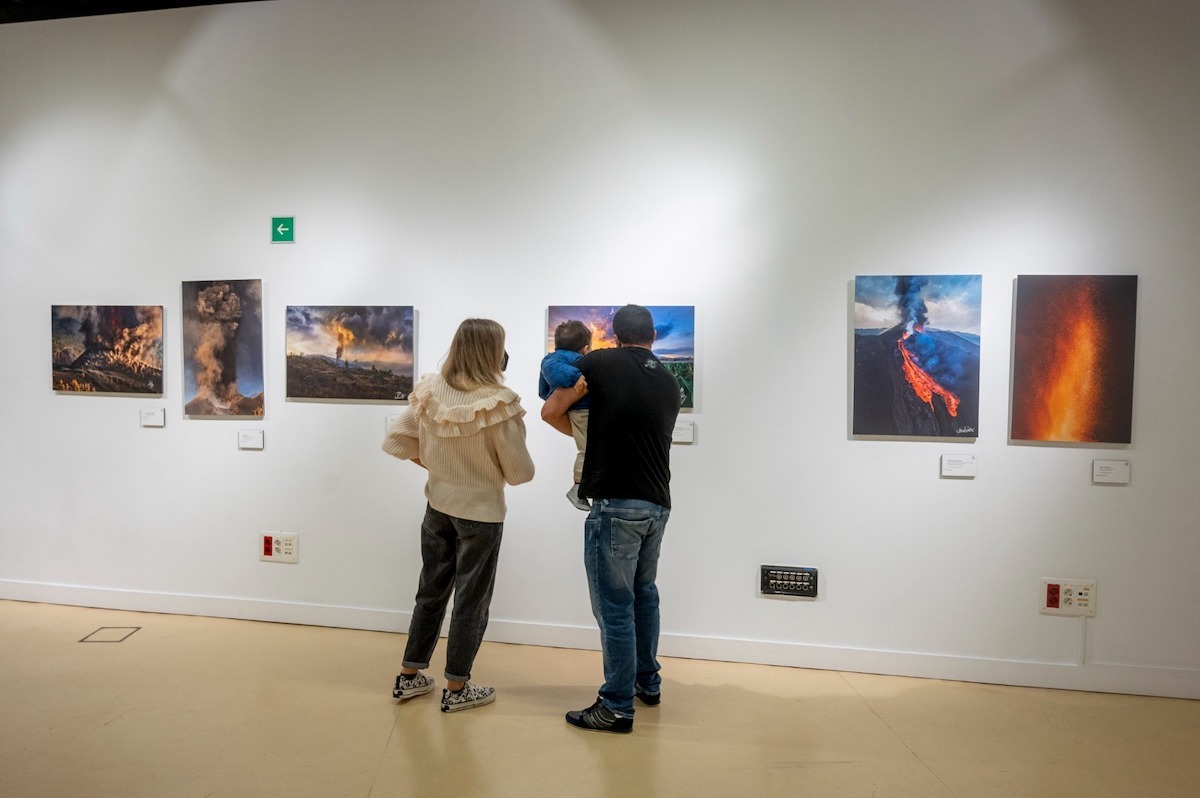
[1040,578,1095,617]
[261,532,298,564]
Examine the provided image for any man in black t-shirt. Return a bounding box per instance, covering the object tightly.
[541,304,681,734]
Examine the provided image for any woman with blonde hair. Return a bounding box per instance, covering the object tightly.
[383,318,534,712]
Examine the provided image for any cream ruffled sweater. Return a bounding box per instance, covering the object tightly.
[383,373,535,522]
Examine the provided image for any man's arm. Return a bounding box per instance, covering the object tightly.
[540,378,586,437]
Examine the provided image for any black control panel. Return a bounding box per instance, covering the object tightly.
[760,565,818,597]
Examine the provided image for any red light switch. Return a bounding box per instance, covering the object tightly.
[263,536,273,557]
[1046,583,1061,608]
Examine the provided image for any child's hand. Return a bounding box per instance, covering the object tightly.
[572,375,588,396]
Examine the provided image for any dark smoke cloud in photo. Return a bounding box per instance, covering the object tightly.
[285,306,415,401]
[51,305,164,394]
[181,279,264,416]
[853,275,982,438]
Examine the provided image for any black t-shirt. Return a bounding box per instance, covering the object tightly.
[577,346,681,508]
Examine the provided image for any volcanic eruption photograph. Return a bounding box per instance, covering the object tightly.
[1010,275,1137,444]
[547,305,695,408]
[181,279,264,417]
[853,275,981,437]
[51,305,163,394]
[285,306,414,401]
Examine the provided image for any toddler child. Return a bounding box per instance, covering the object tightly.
[539,319,591,510]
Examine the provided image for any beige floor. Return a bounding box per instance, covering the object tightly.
[2,601,1198,798]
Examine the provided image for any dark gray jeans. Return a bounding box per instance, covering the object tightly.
[402,503,504,683]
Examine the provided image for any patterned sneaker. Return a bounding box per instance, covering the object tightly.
[392,672,434,701]
[565,698,633,733]
[441,682,495,713]
[635,684,661,707]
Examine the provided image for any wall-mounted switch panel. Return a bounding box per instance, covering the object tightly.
[1040,578,1095,616]
[261,532,298,564]
[760,565,818,597]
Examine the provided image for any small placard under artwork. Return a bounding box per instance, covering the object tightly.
[140,408,166,428]
[238,430,265,450]
[940,454,977,478]
[672,420,695,444]
[1093,459,1130,485]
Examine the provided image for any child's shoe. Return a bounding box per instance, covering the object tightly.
[567,483,591,511]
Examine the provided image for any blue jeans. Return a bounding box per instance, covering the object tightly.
[403,504,503,683]
[584,498,671,718]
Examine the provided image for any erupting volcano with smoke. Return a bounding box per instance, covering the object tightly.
[182,279,264,416]
[853,275,981,437]
[1010,275,1137,444]
[546,305,696,408]
[51,305,164,393]
[285,306,414,400]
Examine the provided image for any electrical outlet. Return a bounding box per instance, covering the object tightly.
[260,532,298,564]
[1040,578,1095,616]
[760,565,818,597]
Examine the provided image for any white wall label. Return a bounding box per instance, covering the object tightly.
[385,413,401,432]
[238,430,265,450]
[140,408,165,428]
[672,420,695,444]
[1092,459,1130,484]
[940,454,977,478]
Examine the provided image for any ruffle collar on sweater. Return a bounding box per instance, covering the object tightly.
[410,374,524,438]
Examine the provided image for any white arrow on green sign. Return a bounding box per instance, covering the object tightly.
[272,216,295,244]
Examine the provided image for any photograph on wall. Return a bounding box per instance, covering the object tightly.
[51,305,164,394]
[285,306,414,401]
[1011,275,1137,444]
[853,275,981,437]
[546,305,695,408]
[181,279,264,416]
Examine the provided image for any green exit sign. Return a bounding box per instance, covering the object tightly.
[271,216,294,243]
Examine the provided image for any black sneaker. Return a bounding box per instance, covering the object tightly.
[635,684,661,707]
[565,698,633,734]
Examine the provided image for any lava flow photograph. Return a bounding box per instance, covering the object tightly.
[1010,275,1137,444]
[853,275,982,438]
[285,306,414,401]
[51,305,164,394]
[546,305,695,408]
[181,279,264,417]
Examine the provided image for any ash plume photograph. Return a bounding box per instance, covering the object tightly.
[51,305,163,394]
[1011,275,1137,444]
[285,306,414,401]
[853,275,981,438]
[547,305,695,408]
[181,279,264,416]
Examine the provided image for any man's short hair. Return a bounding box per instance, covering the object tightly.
[554,319,591,353]
[612,304,655,346]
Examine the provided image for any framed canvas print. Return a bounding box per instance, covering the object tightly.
[853,275,981,437]
[51,305,163,394]
[181,279,264,416]
[285,306,414,401]
[1011,275,1137,443]
[546,305,695,408]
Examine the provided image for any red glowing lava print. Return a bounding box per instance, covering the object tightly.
[1010,275,1137,444]
[853,275,981,437]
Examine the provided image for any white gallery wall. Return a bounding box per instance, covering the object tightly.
[2,0,1198,698]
